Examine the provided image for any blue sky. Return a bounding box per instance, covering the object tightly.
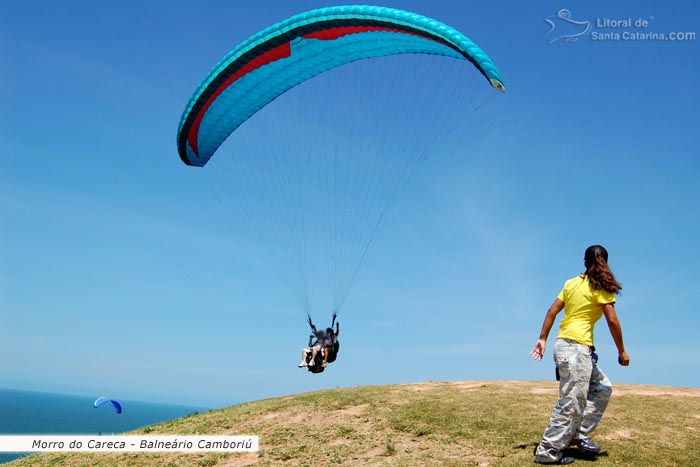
[1,0,699,407]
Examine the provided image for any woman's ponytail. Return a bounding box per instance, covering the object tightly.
[584,245,622,295]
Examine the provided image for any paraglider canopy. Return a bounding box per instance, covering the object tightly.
[93,397,122,414]
[177,4,505,167]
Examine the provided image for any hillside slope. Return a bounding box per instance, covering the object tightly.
[10,381,700,467]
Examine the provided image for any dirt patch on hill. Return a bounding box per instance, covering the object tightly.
[522,382,700,398]
[612,384,700,397]
[452,381,489,391]
[219,453,259,467]
[599,429,637,440]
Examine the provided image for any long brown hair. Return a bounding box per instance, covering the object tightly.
[584,245,622,294]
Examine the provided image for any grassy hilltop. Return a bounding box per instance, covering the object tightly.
[10,381,700,467]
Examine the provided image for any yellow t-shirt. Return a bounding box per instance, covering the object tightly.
[556,275,616,346]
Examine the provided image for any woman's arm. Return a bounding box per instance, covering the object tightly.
[530,299,565,361]
[603,303,630,366]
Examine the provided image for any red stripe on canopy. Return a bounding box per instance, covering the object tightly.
[187,42,292,156]
[302,25,440,43]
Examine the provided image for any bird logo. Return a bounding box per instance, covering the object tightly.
[543,9,592,45]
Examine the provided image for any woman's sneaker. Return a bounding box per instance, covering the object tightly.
[534,444,575,464]
[571,438,602,453]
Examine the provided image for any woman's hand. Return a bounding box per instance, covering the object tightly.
[531,299,563,362]
[530,338,547,361]
[618,351,630,366]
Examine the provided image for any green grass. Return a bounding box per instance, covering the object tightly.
[8,381,700,466]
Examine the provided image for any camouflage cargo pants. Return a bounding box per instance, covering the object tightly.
[535,338,613,463]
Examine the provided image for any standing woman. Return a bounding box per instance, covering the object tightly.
[531,245,630,465]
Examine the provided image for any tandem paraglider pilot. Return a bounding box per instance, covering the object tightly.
[299,319,340,373]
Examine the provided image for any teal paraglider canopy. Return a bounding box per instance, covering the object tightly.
[177,4,505,167]
[93,397,122,414]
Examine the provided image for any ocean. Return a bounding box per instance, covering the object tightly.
[0,388,207,464]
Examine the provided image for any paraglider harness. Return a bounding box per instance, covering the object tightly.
[305,312,339,373]
[325,334,340,363]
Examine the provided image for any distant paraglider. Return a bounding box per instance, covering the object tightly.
[93,397,122,414]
